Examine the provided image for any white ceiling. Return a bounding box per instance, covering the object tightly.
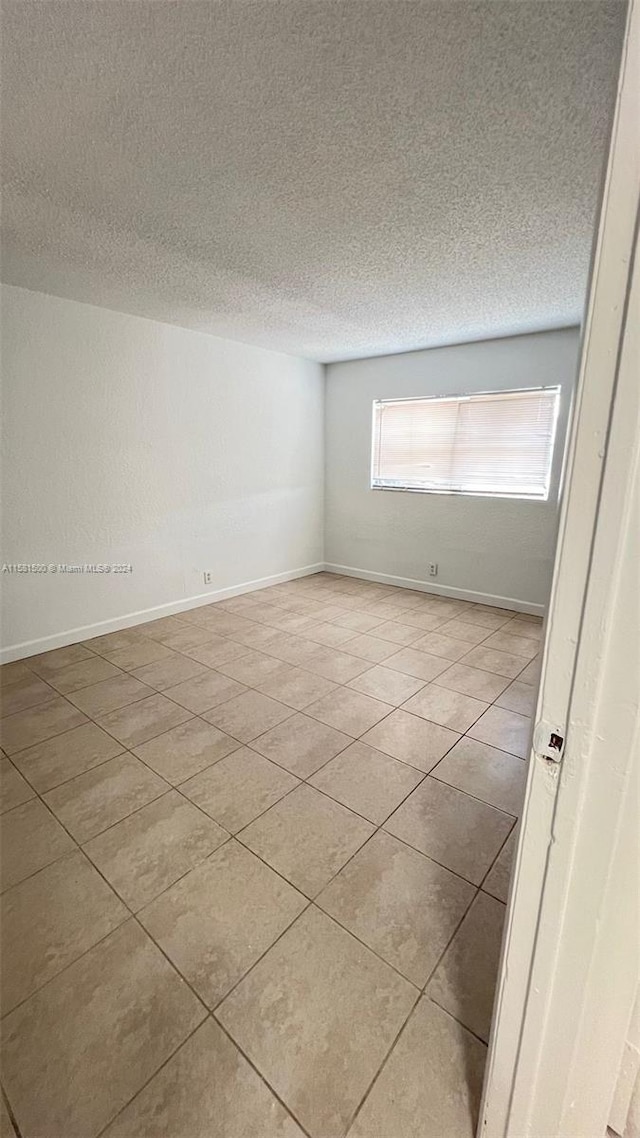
[1,1,625,362]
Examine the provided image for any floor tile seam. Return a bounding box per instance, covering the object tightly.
[426,991,494,1047]
[211,897,422,1053]
[0,685,61,720]
[338,979,422,1138]
[6,743,129,798]
[342,914,493,1135]
[308,884,471,996]
[0,1087,23,1138]
[90,1016,213,1138]
[208,1015,316,1138]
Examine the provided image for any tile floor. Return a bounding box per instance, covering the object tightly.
[0,573,541,1138]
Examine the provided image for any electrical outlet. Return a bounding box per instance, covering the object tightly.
[203,571,213,586]
[428,563,438,577]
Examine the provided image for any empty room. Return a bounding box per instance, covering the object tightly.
[1,3,637,1138]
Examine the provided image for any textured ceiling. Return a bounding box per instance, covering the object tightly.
[1,1,625,362]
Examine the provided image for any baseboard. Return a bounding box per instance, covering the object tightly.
[323,562,545,616]
[0,563,325,664]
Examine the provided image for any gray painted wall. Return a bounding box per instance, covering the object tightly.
[1,285,324,654]
[324,328,580,609]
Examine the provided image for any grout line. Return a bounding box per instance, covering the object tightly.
[1,1085,24,1138]
[426,992,493,1047]
[0,573,541,1135]
[91,1017,211,1138]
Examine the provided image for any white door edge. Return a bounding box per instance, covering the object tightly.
[480,2,640,1134]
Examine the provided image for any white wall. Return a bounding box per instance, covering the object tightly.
[1,285,324,655]
[324,328,580,609]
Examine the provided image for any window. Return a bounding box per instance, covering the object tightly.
[371,387,560,500]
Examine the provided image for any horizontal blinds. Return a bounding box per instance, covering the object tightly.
[372,388,560,499]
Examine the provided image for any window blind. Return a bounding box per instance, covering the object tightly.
[371,387,560,499]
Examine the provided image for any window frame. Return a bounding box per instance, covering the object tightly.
[370,385,562,502]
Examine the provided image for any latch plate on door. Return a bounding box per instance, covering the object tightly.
[533,721,566,763]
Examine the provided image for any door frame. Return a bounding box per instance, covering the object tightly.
[480,3,640,1134]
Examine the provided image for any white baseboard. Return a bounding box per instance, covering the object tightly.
[0,563,325,664]
[324,562,545,616]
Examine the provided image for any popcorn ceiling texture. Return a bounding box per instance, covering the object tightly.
[0,0,625,362]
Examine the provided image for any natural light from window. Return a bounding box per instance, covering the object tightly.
[371,387,561,500]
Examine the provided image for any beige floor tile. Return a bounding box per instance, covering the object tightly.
[468,705,532,759]
[434,662,510,702]
[251,712,352,777]
[463,608,513,631]
[369,621,424,646]
[428,891,506,1042]
[204,689,294,742]
[305,622,359,648]
[103,639,174,671]
[361,709,459,773]
[163,669,247,713]
[504,617,543,641]
[136,615,191,640]
[257,666,338,710]
[44,753,168,842]
[0,660,33,684]
[95,693,193,748]
[342,634,400,663]
[305,687,393,738]
[0,674,56,718]
[1,850,127,1014]
[1,798,75,891]
[432,737,527,816]
[310,742,423,824]
[28,643,97,678]
[47,657,124,694]
[156,625,220,651]
[0,920,205,1138]
[181,747,298,833]
[240,784,375,897]
[182,635,252,667]
[384,647,450,683]
[303,648,371,684]
[333,611,385,633]
[483,828,518,903]
[262,611,318,636]
[348,998,486,1138]
[402,684,488,732]
[83,629,148,656]
[133,718,241,784]
[318,831,475,986]
[384,778,514,885]
[437,619,491,646]
[410,631,472,662]
[0,1093,17,1138]
[348,664,426,705]
[84,790,229,909]
[101,1018,304,1138]
[67,674,152,717]
[0,757,35,814]
[359,600,411,621]
[218,650,292,687]
[482,630,540,659]
[401,610,450,632]
[131,652,208,691]
[139,841,306,1007]
[460,644,529,679]
[217,906,417,1138]
[9,722,123,793]
[495,679,537,717]
[518,656,542,684]
[1,697,88,755]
